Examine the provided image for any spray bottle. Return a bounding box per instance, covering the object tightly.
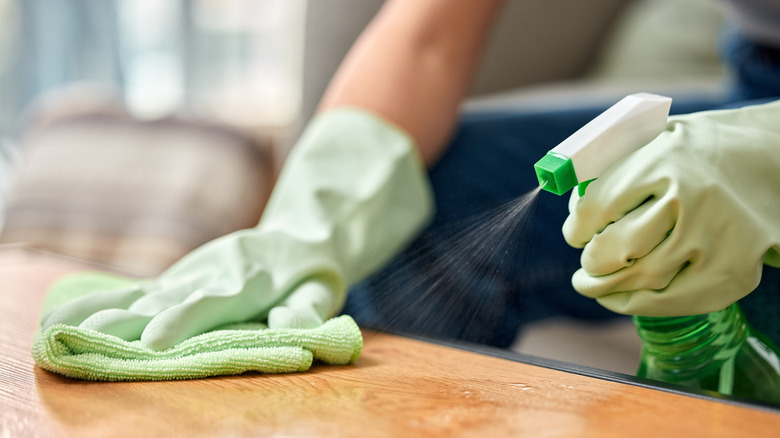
[534,93,780,404]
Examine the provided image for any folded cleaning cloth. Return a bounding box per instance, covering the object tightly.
[32,272,363,381]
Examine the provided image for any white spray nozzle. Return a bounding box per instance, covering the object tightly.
[534,93,672,195]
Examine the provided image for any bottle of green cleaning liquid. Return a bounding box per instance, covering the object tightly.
[633,303,780,404]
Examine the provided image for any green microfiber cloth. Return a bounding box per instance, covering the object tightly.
[32,272,363,381]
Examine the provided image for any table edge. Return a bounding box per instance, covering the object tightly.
[390,329,780,415]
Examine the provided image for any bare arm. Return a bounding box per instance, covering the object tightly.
[318,0,505,167]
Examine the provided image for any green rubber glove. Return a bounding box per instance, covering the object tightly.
[40,108,433,350]
[563,100,780,316]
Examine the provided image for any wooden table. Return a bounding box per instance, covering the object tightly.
[2,247,779,437]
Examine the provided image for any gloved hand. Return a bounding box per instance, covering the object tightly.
[563,100,780,316]
[40,109,433,350]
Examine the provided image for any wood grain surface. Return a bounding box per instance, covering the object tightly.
[2,246,779,437]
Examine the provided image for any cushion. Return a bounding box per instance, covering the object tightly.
[1,110,275,276]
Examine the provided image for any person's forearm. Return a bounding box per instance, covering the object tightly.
[318,0,505,167]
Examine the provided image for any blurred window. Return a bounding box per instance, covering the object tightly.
[0,0,306,132]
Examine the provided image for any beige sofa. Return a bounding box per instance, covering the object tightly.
[0,92,275,277]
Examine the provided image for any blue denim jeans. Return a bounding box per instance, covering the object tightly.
[344,32,780,349]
